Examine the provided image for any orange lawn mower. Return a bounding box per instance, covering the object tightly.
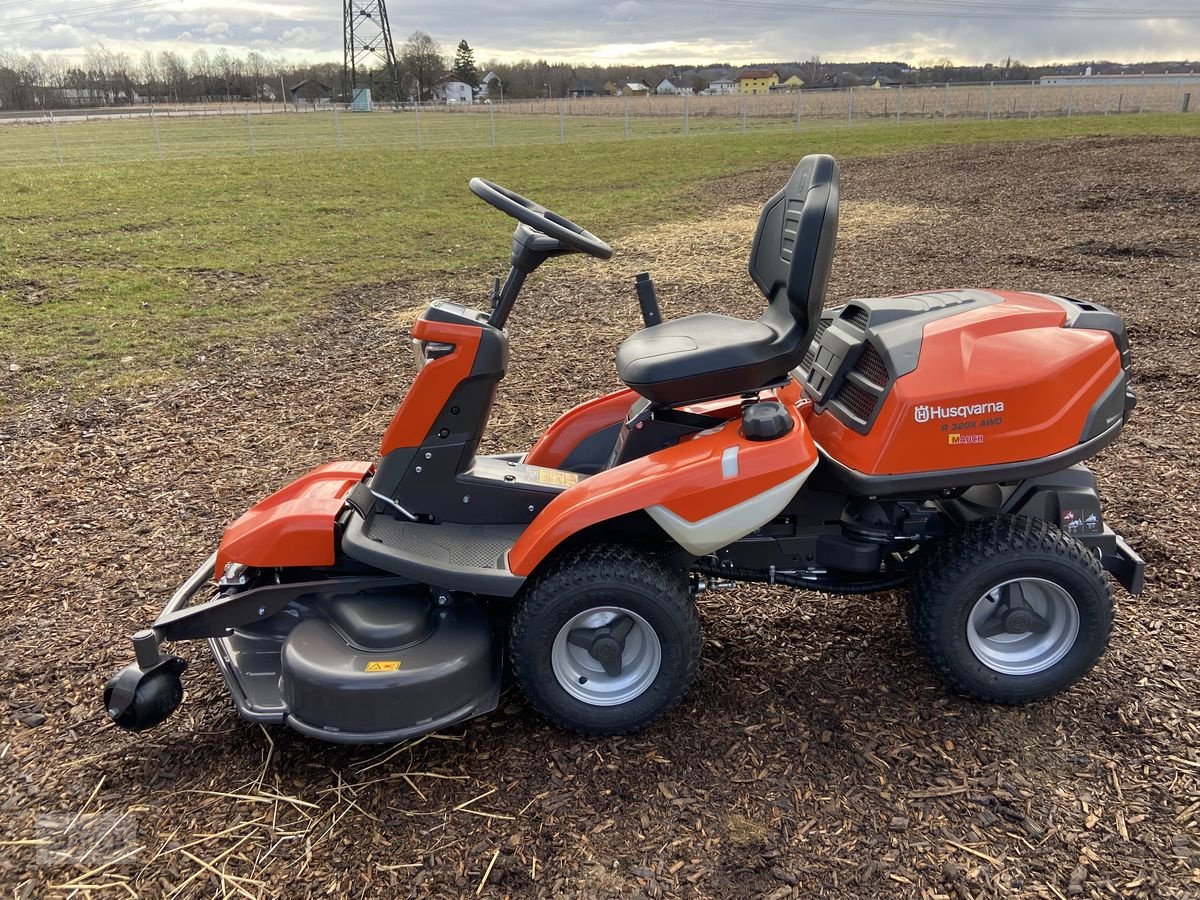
[104,155,1144,743]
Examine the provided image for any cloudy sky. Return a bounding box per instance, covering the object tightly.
[1,0,1197,67]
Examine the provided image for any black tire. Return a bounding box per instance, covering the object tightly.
[509,543,701,735]
[909,515,1113,704]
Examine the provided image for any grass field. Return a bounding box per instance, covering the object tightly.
[1,112,1197,406]
[2,128,1198,898]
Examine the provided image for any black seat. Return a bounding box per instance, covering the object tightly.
[616,154,840,405]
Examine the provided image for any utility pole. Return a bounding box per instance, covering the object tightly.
[343,0,401,104]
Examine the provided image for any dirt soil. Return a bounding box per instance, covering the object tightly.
[3,135,1199,899]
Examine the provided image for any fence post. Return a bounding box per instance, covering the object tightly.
[895,84,902,124]
[1138,81,1146,114]
[414,99,423,148]
[684,92,690,136]
[1176,79,1184,112]
[245,110,256,156]
[1028,80,1035,118]
[1104,83,1111,116]
[847,87,853,126]
[150,102,164,159]
[741,93,747,133]
[332,104,344,151]
[49,110,64,165]
[558,98,565,143]
[987,81,993,120]
[624,95,629,139]
[942,82,949,120]
[489,100,496,147]
[1067,85,1074,118]
[796,89,803,131]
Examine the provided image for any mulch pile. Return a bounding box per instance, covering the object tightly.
[2,135,1198,898]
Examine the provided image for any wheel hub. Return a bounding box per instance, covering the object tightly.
[551,606,662,706]
[966,578,1080,676]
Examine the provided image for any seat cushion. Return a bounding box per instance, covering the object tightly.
[616,313,796,405]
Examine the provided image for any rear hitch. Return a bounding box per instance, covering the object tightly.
[104,629,188,732]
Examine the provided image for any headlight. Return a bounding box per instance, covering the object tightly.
[412,339,455,372]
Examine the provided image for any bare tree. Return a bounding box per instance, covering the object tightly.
[400,31,444,101]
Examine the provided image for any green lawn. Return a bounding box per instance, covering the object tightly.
[0,112,1195,404]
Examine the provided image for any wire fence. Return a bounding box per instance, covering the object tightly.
[1,79,1195,169]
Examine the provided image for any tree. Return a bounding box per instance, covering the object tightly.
[400,31,444,101]
[452,40,478,87]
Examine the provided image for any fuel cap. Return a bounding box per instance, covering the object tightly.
[741,400,794,441]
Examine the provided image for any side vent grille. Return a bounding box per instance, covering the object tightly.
[801,319,831,372]
[833,381,878,421]
[841,305,869,330]
[853,343,888,387]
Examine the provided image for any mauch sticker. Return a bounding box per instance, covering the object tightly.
[365,661,401,672]
[948,433,984,445]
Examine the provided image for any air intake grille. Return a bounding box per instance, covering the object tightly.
[834,381,878,421]
[801,319,831,372]
[853,343,888,387]
[841,305,869,329]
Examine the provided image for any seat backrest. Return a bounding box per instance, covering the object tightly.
[748,154,840,343]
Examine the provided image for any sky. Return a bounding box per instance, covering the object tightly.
[0,0,1197,68]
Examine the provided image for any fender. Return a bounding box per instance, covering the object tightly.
[216,461,372,573]
[508,411,819,575]
[524,388,638,468]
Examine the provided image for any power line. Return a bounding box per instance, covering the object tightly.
[0,0,174,28]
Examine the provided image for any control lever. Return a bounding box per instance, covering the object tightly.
[635,272,663,328]
[490,276,501,310]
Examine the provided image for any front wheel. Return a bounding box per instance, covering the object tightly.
[509,544,701,735]
[908,516,1114,704]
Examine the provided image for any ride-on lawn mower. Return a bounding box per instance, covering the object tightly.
[105,155,1145,743]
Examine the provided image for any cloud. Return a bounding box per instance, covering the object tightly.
[0,0,1196,66]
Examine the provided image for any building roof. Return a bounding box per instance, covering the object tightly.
[289,78,332,92]
[568,80,596,92]
[624,81,650,91]
[710,77,736,85]
[738,69,779,80]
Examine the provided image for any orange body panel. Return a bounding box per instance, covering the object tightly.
[379,320,482,456]
[808,292,1122,475]
[215,461,372,573]
[508,413,818,576]
[524,388,638,468]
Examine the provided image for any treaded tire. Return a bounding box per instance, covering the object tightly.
[510,543,701,735]
[909,515,1113,704]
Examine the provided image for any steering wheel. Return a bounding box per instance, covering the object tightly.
[469,178,613,260]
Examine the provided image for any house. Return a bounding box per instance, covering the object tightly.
[708,77,737,95]
[436,75,473,104]
[288,79,332,105]
[780,75,805,90]
[656,77,693,96]
[477,71,499,98]
[568,80,596,98]
[622,80,651,97]
[738,69,779,94]
[869,75,898,89]
[600,81,619,96]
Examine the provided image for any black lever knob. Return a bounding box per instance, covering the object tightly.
[635,272,663,328]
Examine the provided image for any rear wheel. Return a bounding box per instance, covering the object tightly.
[909,515,1113,704]
[510,544,700,735]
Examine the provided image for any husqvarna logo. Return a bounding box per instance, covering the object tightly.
[914,400,1005,422]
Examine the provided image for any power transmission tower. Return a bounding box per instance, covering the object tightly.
[343,1,401,103]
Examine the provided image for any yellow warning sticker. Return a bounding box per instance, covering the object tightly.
[535,468,581,488]
[365,661,401,672]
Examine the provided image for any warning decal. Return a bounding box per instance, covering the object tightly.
[534,468,581,488]
[365,661,401,672]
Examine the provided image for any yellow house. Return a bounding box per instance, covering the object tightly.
[781,75,805,90]
[738,69,779,95]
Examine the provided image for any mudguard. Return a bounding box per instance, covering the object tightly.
[215,461,372,573]
[508,410,819,575]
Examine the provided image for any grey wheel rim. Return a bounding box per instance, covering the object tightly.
[551,606,662,706]
[966,577,1080,676]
